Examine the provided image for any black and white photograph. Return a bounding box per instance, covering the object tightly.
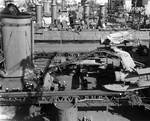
[1,0,150,121]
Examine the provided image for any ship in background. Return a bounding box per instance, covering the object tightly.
[15,0,150,52]
[1,0,150,121]
[1,0,150,42]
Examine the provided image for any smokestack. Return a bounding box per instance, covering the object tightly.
[51,0,57,24]
[36,4,43,27]
[1,15,32,77]
[84,2,90,19]
[62,0,65,10]
[97,5,106,28]
[43,0,51,16]
[99,5,106,19]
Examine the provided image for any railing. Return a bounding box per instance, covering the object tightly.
[0,90,144,107]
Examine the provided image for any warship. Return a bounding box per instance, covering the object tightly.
[1,0,150,121]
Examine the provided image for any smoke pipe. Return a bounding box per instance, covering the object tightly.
[62,0,65,10]
[36,4,42,27]
[43,0,51,16]
[31,20,34,63]
[84,2,90,19]
[51,0,57,24]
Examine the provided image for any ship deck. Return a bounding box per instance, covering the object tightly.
[35,29,150,42]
